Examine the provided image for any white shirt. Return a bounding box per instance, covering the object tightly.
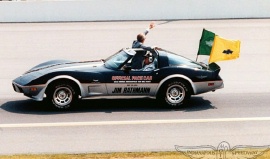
[141,62,155,71]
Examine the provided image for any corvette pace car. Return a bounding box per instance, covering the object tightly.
[12,48,223,109]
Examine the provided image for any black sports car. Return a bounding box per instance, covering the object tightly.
[12,48,223,109]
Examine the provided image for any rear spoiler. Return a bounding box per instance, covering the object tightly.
[208,62,221,77]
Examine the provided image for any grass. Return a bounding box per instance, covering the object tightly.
[0,152,186,159]
[1,150,270,159]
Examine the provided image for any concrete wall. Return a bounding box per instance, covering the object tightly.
[0,0,270,22]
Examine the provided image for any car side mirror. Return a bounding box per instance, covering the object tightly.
[123,65,132,73]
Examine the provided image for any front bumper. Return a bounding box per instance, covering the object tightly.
[12,82,46,101]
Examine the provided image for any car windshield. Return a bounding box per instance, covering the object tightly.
[161,50,207,69]
[104,50,133,69]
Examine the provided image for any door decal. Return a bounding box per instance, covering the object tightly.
[112,76,152,83]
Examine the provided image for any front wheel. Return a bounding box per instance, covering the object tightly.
[158,80,191,109]
[47,82,78,110]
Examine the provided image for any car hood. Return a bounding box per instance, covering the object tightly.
[24,59,104,75]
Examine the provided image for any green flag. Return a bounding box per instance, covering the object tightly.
[197,29,215,55]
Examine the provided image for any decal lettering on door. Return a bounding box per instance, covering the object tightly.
[112,76,152,83]
[112,87,151,94]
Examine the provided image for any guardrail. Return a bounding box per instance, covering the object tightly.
[0,0,269,22]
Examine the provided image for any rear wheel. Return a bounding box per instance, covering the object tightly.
[158,80,191,109]
[47,82,78,110]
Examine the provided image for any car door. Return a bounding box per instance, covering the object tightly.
[105,68,160,97]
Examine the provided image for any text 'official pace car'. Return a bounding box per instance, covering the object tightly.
[12,48,223,109]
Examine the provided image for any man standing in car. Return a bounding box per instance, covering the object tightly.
[132,22,156,50]
[131,22,160,69]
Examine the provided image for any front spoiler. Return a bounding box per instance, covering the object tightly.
[12,81,46,101]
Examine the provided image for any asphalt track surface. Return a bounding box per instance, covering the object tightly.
[0,19,270,155]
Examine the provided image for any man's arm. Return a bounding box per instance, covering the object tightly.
[140,44,154,51]
[144,22,155,35]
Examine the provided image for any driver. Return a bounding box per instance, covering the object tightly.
[140,52,156,71]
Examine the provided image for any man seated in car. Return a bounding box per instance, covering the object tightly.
[140,52,156,71]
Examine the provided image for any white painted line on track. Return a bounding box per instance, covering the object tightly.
[1,117,270,128]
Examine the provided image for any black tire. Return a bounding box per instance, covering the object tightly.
[47,82,78,110]
[158,80,191,109]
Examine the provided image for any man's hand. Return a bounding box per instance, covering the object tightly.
[149,22,155,29]
[154,47,162,50]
